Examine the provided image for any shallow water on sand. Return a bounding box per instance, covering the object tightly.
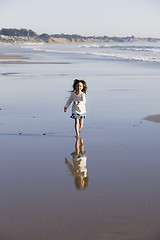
[1,47,160,240]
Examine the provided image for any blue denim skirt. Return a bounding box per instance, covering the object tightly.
[70,113,86,119]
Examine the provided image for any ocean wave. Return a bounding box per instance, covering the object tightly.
[78,44,109,48]
[18,43,160,63]
[78,44,160,53]
[44,48,160,62]
[89,51,160,62]
[117,46,160,53]
[38,49,160,63]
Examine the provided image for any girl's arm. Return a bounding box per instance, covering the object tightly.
[65,158,75,176]
[64,93,73,112]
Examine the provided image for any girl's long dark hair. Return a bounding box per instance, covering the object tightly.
[72,79,87,94]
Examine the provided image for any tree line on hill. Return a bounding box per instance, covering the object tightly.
[0,28,159,43]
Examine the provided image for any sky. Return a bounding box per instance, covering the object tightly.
[0,0,160,37]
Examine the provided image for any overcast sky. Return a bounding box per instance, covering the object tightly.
[0,0,160,37]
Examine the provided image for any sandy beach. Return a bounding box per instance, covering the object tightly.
[0,54,28,59]
[1,43,160,240]
[0,61,70,64]
[0,54,70,64]
[144,114,160,123]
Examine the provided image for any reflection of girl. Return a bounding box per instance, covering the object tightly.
[65,137,88,190]
[64,79,87,138]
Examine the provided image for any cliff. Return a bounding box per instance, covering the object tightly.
[0,28,160,44]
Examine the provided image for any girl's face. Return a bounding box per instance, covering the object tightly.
[75,82,83,93]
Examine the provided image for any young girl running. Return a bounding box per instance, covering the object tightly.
[64,79,87,138]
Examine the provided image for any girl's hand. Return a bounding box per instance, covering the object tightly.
[64,107,67,112]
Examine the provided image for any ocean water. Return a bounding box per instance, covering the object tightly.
[0,43,160,240]
[1,41,160,63]
[23,41,160,62]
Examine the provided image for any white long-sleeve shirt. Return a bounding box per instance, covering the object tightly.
[65,91,86,115]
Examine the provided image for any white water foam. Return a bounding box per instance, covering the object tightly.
[18,42,160,63]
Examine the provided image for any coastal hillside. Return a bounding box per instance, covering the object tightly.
[0,28,160,44]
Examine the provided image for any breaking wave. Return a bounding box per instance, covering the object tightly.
[20,42,160,63]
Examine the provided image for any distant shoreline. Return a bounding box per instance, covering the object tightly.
[0,28,160,44]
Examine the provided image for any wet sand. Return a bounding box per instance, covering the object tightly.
[0,54,28,59]
[144,114,160,123]
[0,61,70,64]
[0,54,69,64]
[1,47,160,240]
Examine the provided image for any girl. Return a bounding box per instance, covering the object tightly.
[64,79,87,138]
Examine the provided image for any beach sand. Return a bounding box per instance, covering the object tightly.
[0,46,160,240]
[144,114,160,123]
[0,54,28,59]
[0,54,70,64]
[0,61,70,64]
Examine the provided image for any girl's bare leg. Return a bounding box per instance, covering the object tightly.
[79,119,83,129]
[75,119,79,138]
[75,137,80,154]
[80,137,84,152]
